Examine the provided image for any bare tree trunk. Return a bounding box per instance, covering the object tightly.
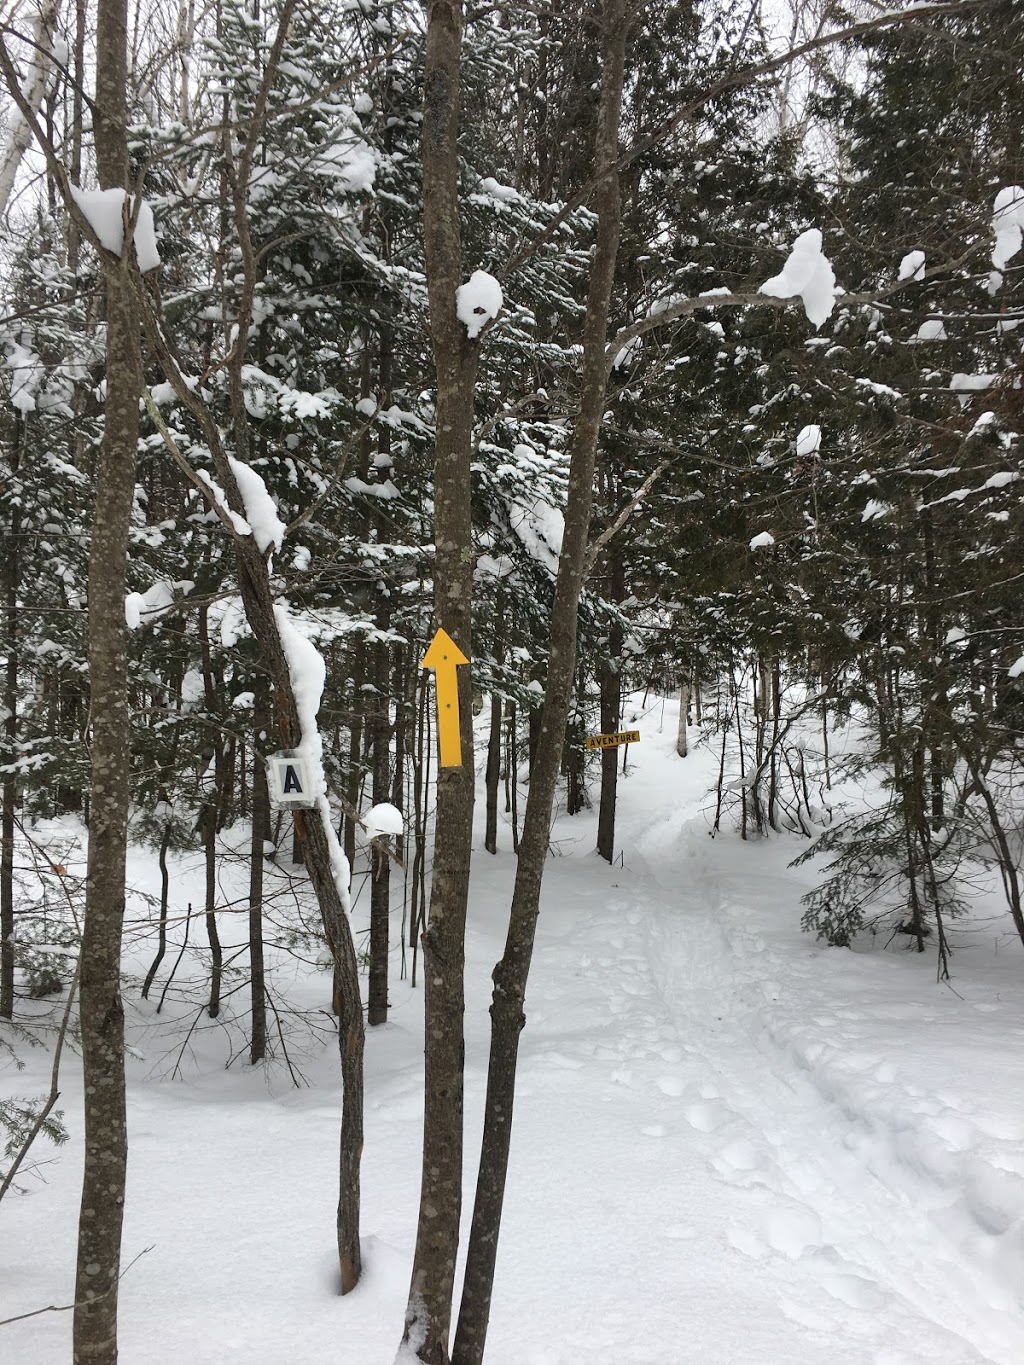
[597,550,624,862]
[452,7,632,1361]
[0,412,22,1019]
[248,687,269,1065]
[402,1,480,1358]
[676,680,689,758]
[73,1,141,1356]
[140,822,171,1001]
[484,691,502,854]
[198,606,223,1019]
[367,639,391,1026]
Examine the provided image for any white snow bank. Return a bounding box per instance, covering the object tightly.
[70,185,160,271]
[456,270,503,339]
[759,229,837,329]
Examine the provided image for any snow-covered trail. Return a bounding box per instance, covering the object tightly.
[480,838,1023,1365]
[5,699,1024,1363]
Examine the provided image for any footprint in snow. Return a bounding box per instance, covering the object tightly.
[717,1139,765,1172]
[533,1051,584,1071]
[727,1223,769,1261]
[656,1074,685,1097]
[684,1100,730,1132]
[760,1204,822,1259]
[819,1271,886,1312]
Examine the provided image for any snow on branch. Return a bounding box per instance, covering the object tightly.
[759,229,837,328]
[275,605,351,911]
[69,186,160,272]
[990,185,1024,293]
[456,271,503,339]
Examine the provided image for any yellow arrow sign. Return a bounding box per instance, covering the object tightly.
[421,628,470,767]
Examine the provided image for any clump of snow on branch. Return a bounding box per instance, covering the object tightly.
[70,185,160,271]
[275,606,351,910]
[361,803,403,839]
[760,229,837,329]
[749,531,775,550]
[898,250,926,282]
[796,425,821,458]
[1008,656,1024,680]
[5,339,45,413]
[612,335,641,370]
[125,578,191,631]
[227,455,286,554]
[992,186,1024,270]
[195,469,252,538]
[915,319,947,341]
[479,176,520,203]
[309,134,376,194]
[456,270,503,339]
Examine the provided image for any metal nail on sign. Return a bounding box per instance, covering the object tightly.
[267,751,316,809]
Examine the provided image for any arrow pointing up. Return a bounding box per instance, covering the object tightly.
[421,627,470,767]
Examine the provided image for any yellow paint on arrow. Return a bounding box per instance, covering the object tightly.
[421,628,470,767]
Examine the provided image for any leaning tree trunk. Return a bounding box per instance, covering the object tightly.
[73,0,142,1357]
[402,1,480,1360]
[452,6,632,1363]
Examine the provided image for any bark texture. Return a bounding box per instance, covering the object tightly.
[74,1,140,1357]
[452,6,631,1361]
[403,1,480,1359]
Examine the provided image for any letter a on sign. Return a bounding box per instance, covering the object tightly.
[267,752,315,809]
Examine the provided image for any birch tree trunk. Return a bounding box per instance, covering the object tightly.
[73,0,141,1357]
[452,5,632,1361]
[0,0,61,220]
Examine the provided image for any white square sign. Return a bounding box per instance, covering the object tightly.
[266,752,316,809]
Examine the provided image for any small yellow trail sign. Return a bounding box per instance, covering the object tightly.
[585,729,640,751]
[421,627,470,767]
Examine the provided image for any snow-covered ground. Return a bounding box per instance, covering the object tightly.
[4,698,1024,1362]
